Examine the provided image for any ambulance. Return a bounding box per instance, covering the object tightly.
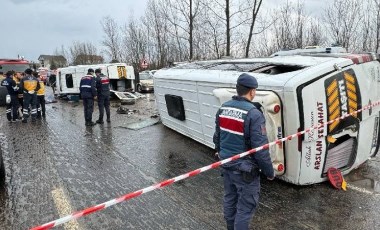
[154,50,380,185]
[56,63,135,95]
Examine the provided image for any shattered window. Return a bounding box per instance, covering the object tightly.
[173,61,305,74]
[174,61,268,71]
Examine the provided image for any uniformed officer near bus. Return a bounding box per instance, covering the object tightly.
[80,68,97,126]
[1,71,19,122]
[95,68,111,124]
[213,73,275,230]
[20,68,40,123]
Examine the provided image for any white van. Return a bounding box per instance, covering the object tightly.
[56,63,135,95]
[154,52,380,185]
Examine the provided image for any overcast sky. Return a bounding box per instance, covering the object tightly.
[0,0,327,62]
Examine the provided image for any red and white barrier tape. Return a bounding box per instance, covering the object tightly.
[30,101,380,230]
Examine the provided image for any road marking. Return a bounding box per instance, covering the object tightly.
[347,183,380,196]
[52,187,82,230]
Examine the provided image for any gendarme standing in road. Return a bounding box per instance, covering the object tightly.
[95,68,111,124]
[213,73,275,230]
[80,68,97,126]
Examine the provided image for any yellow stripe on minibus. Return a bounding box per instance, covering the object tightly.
[328,90,339,105]
[329,121,340,132]
[344,72,355,84]
[347,90,357,102]
[327,80,338,96]
[329,99,340,115]
[346,82,356,93]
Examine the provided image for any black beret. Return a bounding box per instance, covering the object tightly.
[5,71,13,77]
[25,68,33,74]
[88,68,94,73]
[237,73,258,89]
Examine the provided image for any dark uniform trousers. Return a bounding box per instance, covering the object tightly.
[83,98,94,122]
[6,95,19,121]
[23,93,37,120]
[98,95,110,121]
[222,168,260,230]
[37,95,46,117]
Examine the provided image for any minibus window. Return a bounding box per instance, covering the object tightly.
[65,74,74,88]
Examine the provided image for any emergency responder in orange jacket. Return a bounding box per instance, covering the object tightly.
[13,72,24,119]
[20,69,40,123]
[36,73,46,118]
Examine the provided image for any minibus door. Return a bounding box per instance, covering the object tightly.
[299,68,361,183]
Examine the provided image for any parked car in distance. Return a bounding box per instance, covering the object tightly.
[137,70,155,92]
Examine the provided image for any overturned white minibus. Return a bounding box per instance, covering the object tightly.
[154,53,380,185]
[56,63,135,95]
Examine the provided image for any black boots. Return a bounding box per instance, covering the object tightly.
[85,121,96,126]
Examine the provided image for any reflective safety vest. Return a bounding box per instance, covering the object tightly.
[80,75,96,99]
[96,74,110,97]
[37,80,45,95]
[21,75,39,92]
[218,99,255,159]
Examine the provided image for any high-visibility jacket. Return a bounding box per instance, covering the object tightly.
[37,79,45,95]
[13,77,23,98]
[20,75,40,93]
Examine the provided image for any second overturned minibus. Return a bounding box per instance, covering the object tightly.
[154,52,380,185]
[56,63,135,96]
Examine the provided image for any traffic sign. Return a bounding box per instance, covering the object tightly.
[141,58,148,69]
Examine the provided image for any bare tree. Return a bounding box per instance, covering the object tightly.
[68,41,103,65]
[306,19,326,46]
[101,16,122,62]
[203,0,254,57]
[324,0,363,50]
[245,0,263,57]
[161,0,202,61]
[372,0,380,52]
[53,45,70,65]
[272,1,308,50]
[144,0,168,67]
[122,16,149,68]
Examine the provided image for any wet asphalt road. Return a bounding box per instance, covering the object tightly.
[0,92,379,230]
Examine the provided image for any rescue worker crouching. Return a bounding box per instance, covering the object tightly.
[36,73,46,118]
[0,71,19,122]
[95,68,111,124]
[20,69,40,123]
[80,68,97,126]
[213,73,275,230]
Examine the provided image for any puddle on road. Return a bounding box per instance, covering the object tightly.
[345,163,380,194]
[116,118,160,130]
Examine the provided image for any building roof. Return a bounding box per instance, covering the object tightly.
[74,54,103,61]
[38,55,67,63]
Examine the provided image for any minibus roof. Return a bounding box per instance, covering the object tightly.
[155,55,354,87]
